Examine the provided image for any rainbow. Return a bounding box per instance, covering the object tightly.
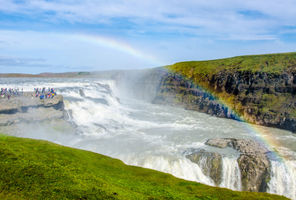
[172,72,289,162]
[69,34,165,66]
[62,33,291,163]
[57,32,290,162]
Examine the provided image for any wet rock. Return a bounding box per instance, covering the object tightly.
[79,89,85,97]
[185,149,222,185]
[96,83,112,94]
[238,154,270,192]
[205,138,232,148]
[206,138,269,154]
[205,138,271,192]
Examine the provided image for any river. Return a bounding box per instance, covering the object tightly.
[0,76,295,199]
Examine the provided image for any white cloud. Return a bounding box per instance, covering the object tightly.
[0,1,296,73]
[1,0,296,40]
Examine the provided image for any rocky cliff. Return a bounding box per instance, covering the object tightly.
[186,138,271,192]
[153,53,296,133]
[0,93,65,126]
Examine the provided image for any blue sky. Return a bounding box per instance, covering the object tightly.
[0,0,296,73]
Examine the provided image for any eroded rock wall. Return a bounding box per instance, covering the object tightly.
[154,71,296,133]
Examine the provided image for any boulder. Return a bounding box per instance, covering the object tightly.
[238,154,270,192]
[205,138,232,148]
[206,138,269,154]
[185,149,223,185]
[205,138,271,192]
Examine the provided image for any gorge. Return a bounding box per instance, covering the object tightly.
[0,53,295,199]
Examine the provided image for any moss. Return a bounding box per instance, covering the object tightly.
[291,110,296,118]
[0,134,288,200]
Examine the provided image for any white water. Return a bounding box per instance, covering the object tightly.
[220,157,242,191]
[1,77,296,199]
[268,161,296,199]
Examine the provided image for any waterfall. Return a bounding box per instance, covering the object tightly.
[220,157,242,191]
[121,154,215,186]
[268,160,296,200]
[1,77,296,199]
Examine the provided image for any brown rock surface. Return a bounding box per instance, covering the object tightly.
[205,138,271,192]
[186,149,223,185]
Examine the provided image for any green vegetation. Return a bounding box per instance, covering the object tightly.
[0,134,288,200]
[169,52,296,78]
[167,52,296,125]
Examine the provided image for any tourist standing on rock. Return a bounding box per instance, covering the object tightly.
[0,88,4,98]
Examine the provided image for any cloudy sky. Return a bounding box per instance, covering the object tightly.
[0,0,296,73]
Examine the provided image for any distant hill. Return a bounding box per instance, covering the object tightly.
[0,72,91,78]
[0,69,147,78]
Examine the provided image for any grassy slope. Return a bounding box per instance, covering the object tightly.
[168,53,296,122]
[169,52,296,77]
[0,135,288,200]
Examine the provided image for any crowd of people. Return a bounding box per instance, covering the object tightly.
[35,88,57,99]
[0,87,57,100]
[0,88,23,100]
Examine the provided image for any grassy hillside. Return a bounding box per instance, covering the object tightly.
[0,135,288,200]
[169,52,296,78]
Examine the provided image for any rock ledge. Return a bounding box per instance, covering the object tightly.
[206,138,271,192]
[0,92,64,125]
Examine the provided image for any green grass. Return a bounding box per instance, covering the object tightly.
[0,134,288,200]
[169,52,296,78]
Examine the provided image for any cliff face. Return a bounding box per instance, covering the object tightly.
[154,53,296,133]
[207,70,296,131]
[153,72,240,119]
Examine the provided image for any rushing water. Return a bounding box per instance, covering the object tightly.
[0,77,296,199]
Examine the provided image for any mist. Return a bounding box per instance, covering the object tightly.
[0,70,296,199]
